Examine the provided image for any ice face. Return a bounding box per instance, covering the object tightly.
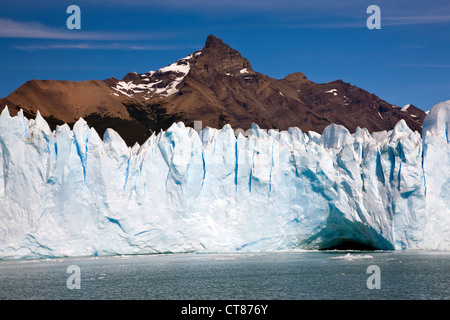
[0,101,449,259]
[422,101,450,250]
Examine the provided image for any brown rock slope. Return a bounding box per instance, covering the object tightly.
[0,34,426,145]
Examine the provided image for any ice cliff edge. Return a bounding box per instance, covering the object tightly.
[0,101,448,259]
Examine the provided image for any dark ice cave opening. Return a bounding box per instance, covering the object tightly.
[320,240,377,251]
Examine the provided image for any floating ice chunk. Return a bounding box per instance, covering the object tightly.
[330,253,374,260]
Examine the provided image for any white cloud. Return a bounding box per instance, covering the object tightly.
[0,18,165,40]
[383,14,450,26]
[14,42,196,51]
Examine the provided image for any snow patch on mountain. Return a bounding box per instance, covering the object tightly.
[112,52,200,98]
[401,104,411,112]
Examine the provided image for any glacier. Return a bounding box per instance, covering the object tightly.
[0,101,448,259]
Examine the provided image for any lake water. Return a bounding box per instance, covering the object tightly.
[0,251,448,300]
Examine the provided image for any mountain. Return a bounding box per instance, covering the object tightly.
[0,34,426,146]
[0,100,448,259]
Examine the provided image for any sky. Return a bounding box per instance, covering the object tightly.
[0,0,449,111]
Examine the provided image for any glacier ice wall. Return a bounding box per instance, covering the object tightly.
[0,101,448,259]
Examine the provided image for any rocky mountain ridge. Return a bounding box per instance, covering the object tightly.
[0,34,426,145]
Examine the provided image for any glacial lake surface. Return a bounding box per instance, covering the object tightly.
[0,251,448,300]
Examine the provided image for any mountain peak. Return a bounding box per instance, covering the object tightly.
[198,34,254,75]
[0,34,426,147]
[204,34,224,48]
[202,34,237,56]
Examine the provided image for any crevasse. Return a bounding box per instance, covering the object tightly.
[0,101,448,259]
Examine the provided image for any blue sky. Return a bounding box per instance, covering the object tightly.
[1,0,449,111]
